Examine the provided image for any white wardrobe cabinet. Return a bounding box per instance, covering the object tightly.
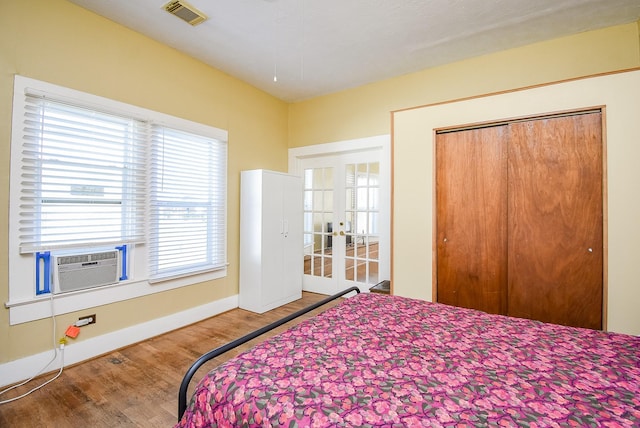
[239,169,303,313]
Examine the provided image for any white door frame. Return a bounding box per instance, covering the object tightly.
[288,135,391,294]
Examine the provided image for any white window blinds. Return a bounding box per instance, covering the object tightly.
[149,126,227,281]
[18,94,147,253]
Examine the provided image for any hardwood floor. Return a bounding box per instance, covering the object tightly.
[0,292,336,428]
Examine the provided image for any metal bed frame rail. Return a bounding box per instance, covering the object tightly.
[178,286,361,420]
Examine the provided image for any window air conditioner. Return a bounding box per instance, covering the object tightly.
[53,250,120,294]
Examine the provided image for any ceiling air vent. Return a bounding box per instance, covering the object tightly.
[163,0,207,26]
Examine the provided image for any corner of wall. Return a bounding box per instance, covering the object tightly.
[637,19,640,60]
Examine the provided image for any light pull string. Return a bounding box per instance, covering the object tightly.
[273,0,279,83]
[272,0,305,84]
[300,0,304,81]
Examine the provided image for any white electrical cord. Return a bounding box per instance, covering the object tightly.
[0,293,65,405]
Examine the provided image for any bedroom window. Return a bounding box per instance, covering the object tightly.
[149,126,227,281]
[8,75,228,324]
[17,94,146,253]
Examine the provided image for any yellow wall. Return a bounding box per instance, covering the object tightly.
[289,23,640,147]
[0,0,288,362]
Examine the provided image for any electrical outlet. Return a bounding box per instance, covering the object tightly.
[78,314,96,325]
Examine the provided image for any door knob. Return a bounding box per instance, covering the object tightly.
[339,231,345,236]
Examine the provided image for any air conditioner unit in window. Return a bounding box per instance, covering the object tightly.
[53,250,120,294]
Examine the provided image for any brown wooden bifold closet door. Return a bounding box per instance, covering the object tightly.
[435,125,509,315]
[436,111,603,330]
[507,113,603,330]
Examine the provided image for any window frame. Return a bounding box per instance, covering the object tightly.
[148,125,228,281]
[7,75,228,325]
[18,94,148,253]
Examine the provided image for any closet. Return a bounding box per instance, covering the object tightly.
[436,111,603,330]
[239,169,303,313]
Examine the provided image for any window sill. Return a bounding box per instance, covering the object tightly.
[5,268,227,325]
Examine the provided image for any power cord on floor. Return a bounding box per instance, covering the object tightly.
[0,293,65,405]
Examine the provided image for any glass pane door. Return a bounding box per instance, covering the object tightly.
[344,162,380,284]
[300,149,387,295]
[303,167,335,281]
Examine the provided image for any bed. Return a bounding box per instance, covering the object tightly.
[177,288,640,427]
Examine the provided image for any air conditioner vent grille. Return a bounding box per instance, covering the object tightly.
[57,251,117,266]
[163,1,207,26]
[53,250,120,294]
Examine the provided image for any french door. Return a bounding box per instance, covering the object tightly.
[290,137,390,295]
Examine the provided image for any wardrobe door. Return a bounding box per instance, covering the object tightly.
[436,126,509,314]
[507,112,603,329]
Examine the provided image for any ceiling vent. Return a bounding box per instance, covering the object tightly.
[163,0,207,26]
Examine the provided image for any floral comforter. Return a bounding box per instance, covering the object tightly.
[177,293,640,427]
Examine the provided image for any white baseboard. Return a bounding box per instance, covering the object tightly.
[0,294,239,388]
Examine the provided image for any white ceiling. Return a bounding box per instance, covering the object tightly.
[68,0,640,102]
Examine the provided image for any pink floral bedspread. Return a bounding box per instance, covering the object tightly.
[177,293,640,427]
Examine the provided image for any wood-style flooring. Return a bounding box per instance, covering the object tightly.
[0,292,336,427]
